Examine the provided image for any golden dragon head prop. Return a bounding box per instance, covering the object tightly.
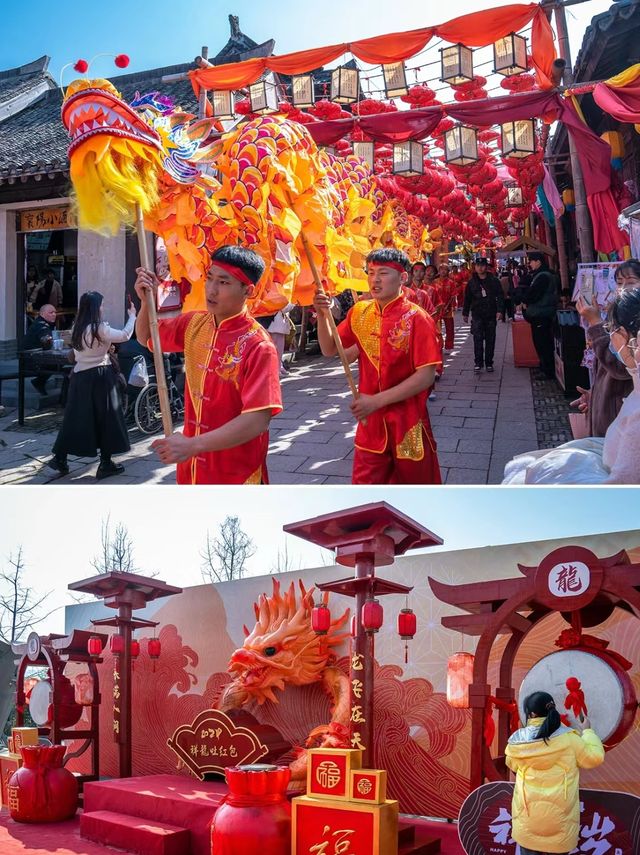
[220,578,349,708]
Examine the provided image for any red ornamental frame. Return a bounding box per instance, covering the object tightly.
[429,545,640,790]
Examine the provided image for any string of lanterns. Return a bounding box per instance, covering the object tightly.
[311,598,417,662]
[87,635,161,662]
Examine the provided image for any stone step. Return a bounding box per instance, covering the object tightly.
[80,809,190,855]
[398,824,442,855]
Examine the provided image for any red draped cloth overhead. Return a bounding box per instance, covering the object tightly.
[189,3,556,95]
[305,90,627,254]
[593,75,640,125]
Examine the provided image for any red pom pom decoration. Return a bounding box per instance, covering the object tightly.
[73,59,89,73]
[114,54,130,69]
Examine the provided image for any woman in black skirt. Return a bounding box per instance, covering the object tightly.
[48,291,136,480]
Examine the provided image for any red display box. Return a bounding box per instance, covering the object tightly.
[292,794,398,855]
[307,748,361,802]
[0,752,22,808]
[350,769,387,804]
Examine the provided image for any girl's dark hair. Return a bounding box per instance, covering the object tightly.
[366,247,410,272]
[614,259,640,282]
[608,286,640,339]
[72,291,104,351]
[210,245,265,285]
[523,691,562,743]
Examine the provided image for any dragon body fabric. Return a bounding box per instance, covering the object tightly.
[219,579,350,780]
[61,78,413,316]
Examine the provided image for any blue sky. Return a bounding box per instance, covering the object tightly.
[0,486,638,636]
[2,0,612,83]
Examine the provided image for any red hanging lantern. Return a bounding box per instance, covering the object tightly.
[87,636,102,658]
[361,598,383,633]
[148,638,161,659]
[398,607,417,664]
[110,635,125,655]
[446,652,474,708]
[130,640,140,659]
[311,603,331,635]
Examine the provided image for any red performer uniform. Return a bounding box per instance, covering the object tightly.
[337,294,442,485]
[150,310,282,484]
[437,276,457,350]
[404,284,435,315]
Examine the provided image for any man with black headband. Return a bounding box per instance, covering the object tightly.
[313,247,442,484]
[134,245,282,484]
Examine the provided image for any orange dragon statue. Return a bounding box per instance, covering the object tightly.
[219,579,350,780]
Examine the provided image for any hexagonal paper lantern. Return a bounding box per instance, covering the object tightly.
[501,120,536,158]
[444,125,479,166]
[382,61,408,98]
[440,44,474,85]
[249,74,279,115]
[506,186,524,207]
[393,141,425,176]
[353,141,375,169]
[211,90,235,120]
[493,33,528,76]
[291,74,315,109]
[330,66,359,104]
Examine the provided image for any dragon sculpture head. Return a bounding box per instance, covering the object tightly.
[220,579,349,709]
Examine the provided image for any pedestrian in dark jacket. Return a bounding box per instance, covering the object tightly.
[462,257,504,373]
[523,252,558,379]
[22,304,56,395]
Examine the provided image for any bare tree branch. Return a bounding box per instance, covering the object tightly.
[0,548,58,644]
[90,517,156,577]
[201,516,256,583]
[269,539,299,575]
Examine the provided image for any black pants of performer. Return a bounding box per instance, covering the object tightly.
[503,297,514,320]
[471,316,497,368]
[519,848,569,855]
[529,317,555,378]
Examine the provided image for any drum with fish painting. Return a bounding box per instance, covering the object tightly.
[518,646,638,749]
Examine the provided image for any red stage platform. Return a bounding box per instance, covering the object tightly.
[78,775,465,855]
[1,801,465,855]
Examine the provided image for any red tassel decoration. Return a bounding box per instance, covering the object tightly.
[114,54,130,68]
[73,59,89,73]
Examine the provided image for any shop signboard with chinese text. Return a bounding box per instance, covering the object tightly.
[19,207,76,233]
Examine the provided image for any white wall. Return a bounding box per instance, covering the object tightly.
[0,208,17,344]
[77,229,127,328]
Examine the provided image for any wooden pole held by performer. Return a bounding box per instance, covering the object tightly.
[135,204,173,437]
[297,228,359,400]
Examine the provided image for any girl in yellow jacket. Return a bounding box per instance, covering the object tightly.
[505,690,604,855]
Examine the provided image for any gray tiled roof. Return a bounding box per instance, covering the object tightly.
[0,62,199,176]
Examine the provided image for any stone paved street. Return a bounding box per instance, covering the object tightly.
[0,315,571,486]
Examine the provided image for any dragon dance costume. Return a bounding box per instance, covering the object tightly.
[337,294,442,484]
[150,310,282,484]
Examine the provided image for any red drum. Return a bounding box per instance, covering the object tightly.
[8,745,78,823]
[211,764,291,855]
[519,646,638,748]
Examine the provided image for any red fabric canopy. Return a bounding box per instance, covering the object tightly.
[306,89,626,253]
[593,78,640,124]
[189,3,556,95]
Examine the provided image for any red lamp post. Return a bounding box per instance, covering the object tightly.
[68,571,182,778]
[285,502,442,767]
